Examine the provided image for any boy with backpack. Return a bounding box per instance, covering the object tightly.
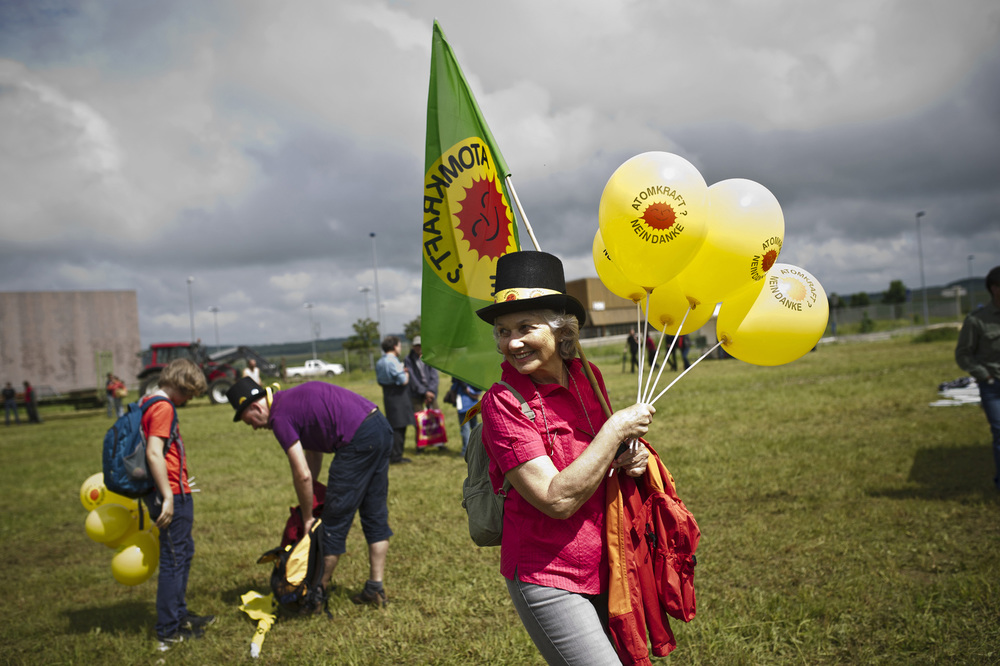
[141,359,214,650]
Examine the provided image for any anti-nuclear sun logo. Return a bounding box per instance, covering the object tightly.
[455,177,510,262]
[642,202,677,230]
[761,249,778,273]
[423,137,517,300]
[777,276,807,302]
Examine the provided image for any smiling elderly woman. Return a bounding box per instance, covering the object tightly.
[477,251,654,666]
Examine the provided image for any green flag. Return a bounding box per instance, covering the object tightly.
[421,20,521,390]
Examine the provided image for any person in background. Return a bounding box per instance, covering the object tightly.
[678,334,691,370]
[375,336,412,464]
[227,377,395,607]
[644,334,659,369]
[141,359,214,651]
[450,378,482,457]
[242,359,261,383]
[3,381,19,425]
[664,335,679,372]
[23,381,41,423]
[625,329,639,374]
[106,373,126,418]
[955,265,1000,490]
[403,336,441,451]
[477,251,652,665]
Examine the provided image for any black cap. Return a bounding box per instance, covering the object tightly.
[226,376,267,422]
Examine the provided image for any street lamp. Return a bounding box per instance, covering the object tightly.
[304,303,317,360]
[370,232,382,340]
[186,276,196,342]
[915,212,929,325]
[359,286,372,320]
[208,306,220,352]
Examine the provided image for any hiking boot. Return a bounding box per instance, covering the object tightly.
[351,587,388,608]
[157,626,204,652]
[183,612,216,631]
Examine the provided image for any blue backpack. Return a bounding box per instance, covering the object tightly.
[102,396,177,499]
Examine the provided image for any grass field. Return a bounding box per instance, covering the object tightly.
[1,336,998,665]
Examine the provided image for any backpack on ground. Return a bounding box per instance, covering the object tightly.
[461,381,534,547]
[257,518,329,617]
[102,396,177,499]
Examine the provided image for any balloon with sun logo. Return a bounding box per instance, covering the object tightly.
[592,229,645,303]
[717,263,829,366]
[674,178,785,310]
[598,151,709,290]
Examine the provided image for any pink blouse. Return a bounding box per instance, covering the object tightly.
[481,358,612,595]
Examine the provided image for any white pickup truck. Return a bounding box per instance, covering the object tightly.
[287,359,345,378]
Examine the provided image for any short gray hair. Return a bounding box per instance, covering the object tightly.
[493,309,579,360]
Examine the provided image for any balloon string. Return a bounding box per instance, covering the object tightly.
[649,341,722,406]
[641,328,663,402]
[637,296,648,405]
[642,306,691,403]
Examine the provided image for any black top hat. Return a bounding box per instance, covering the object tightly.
[476,251,587,325]
[226,376,267,422]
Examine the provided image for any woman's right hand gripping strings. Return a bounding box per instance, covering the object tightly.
[607,402,655,477]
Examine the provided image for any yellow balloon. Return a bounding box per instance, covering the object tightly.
[100,489,135,509]
[592,230,645,302]
[103,500,148,549]
[717,263,829,366]
[84,503,133,544]
[80,473,107,511]
[643,279,716,335]
[598,151,708,289]
[111,531,159,586]
[679,178,784,306]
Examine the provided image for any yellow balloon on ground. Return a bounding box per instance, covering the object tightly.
[84,503,133,544]
[677,178,784,307]
[598,151,708,289]
[643,279,716,335]
[717,263,829,366]
[111,531,159,586]
[80,473,107,511]
[592,230,645,302]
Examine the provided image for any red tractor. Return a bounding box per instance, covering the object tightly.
[138,342,275,405]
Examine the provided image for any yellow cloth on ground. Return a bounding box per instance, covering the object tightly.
[239,590,278,659]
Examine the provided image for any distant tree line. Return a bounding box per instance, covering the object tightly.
[829,279,908,310]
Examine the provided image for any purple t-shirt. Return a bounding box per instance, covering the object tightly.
[268,382,377,453]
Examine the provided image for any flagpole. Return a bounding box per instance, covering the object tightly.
[505,175,541,251]
[506,174,610,418]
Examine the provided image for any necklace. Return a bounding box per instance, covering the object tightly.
[569,371,596,437]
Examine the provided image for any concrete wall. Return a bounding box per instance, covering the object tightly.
[0,291,142,394]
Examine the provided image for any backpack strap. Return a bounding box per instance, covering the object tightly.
[140,395,187,500]
[497,381,534,421]
[492,381,539,497]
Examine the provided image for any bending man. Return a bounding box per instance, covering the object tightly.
[227,377,394,606]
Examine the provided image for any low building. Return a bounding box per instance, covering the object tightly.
[568,277,716,336]
[0,290,142,395]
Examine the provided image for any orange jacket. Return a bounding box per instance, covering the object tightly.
[605,442,700,665]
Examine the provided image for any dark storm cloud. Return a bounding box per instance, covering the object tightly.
[1,1,998,345]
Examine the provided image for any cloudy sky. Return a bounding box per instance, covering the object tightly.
[1,0,998,347]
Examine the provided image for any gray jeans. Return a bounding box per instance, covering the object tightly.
[505,575,622,666]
